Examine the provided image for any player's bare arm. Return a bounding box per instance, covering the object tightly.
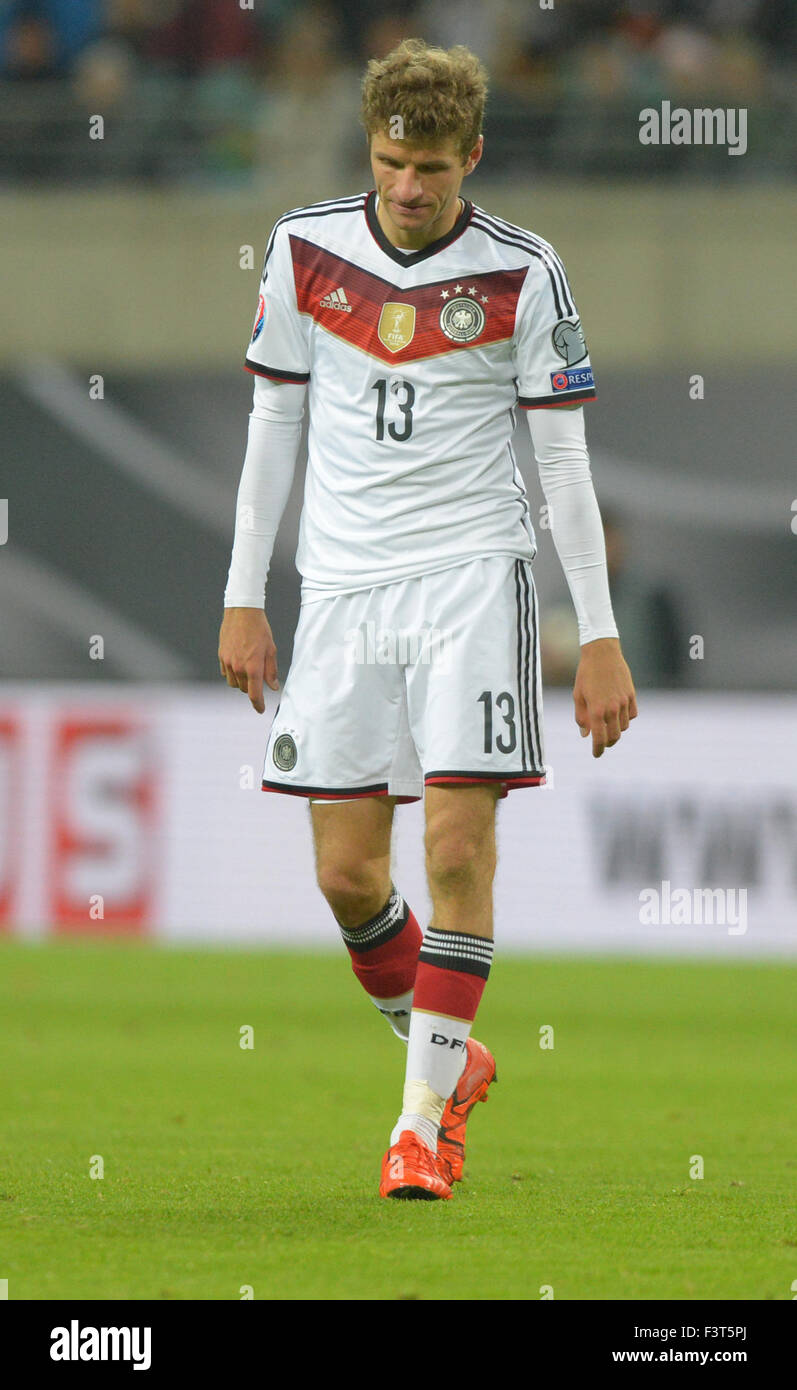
[573,635,638,757]
[218,607,278,714]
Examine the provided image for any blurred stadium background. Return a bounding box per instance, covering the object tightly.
[1,0,795,951]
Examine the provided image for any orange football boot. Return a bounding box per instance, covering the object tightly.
[379,1130,453,1201]
[436,1038,497,1184]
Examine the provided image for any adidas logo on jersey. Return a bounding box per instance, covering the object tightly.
[319,287,352,313]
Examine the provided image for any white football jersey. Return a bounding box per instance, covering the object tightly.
[244,191,596,600]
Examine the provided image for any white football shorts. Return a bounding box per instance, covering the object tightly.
[261,555,547,803]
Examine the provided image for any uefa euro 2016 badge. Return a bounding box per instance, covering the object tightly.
[272,732,298,771]
[251,293,266,343]
[439,296,486,343]
[551,317,588,366]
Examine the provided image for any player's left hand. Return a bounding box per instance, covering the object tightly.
[573,637,638,758]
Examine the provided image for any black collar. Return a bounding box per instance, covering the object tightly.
[365,190,473,266]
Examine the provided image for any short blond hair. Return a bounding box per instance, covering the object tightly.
[360,37,487,161]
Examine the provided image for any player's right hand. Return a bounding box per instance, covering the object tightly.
[218,607,278,714]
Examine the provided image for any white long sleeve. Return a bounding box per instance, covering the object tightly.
[223,377,306,608]
[526,407,619,645]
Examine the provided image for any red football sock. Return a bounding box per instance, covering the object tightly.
[391,928,495,1149]
[337,886,422,1034]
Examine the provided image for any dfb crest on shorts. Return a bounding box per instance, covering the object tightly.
[552,317,587,366]
[439,296,485,343]
[378,303,416,352]
[272,732,297,771]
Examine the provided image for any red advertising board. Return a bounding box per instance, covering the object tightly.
[49,717,156,933]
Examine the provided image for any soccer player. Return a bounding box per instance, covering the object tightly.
[219,39,637,1200]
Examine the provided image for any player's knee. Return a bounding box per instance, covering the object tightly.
[315,864,387,927]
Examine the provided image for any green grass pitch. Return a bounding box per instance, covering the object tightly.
[1,941,795,1301]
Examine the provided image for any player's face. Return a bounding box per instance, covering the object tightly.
[370,132,483,249]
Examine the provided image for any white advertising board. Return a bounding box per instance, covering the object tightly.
[0,685,794,956]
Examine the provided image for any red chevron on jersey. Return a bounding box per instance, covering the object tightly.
[243,192,596,594]
[289,234,528,366]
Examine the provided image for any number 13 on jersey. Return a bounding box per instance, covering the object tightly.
[372,378,415,441]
